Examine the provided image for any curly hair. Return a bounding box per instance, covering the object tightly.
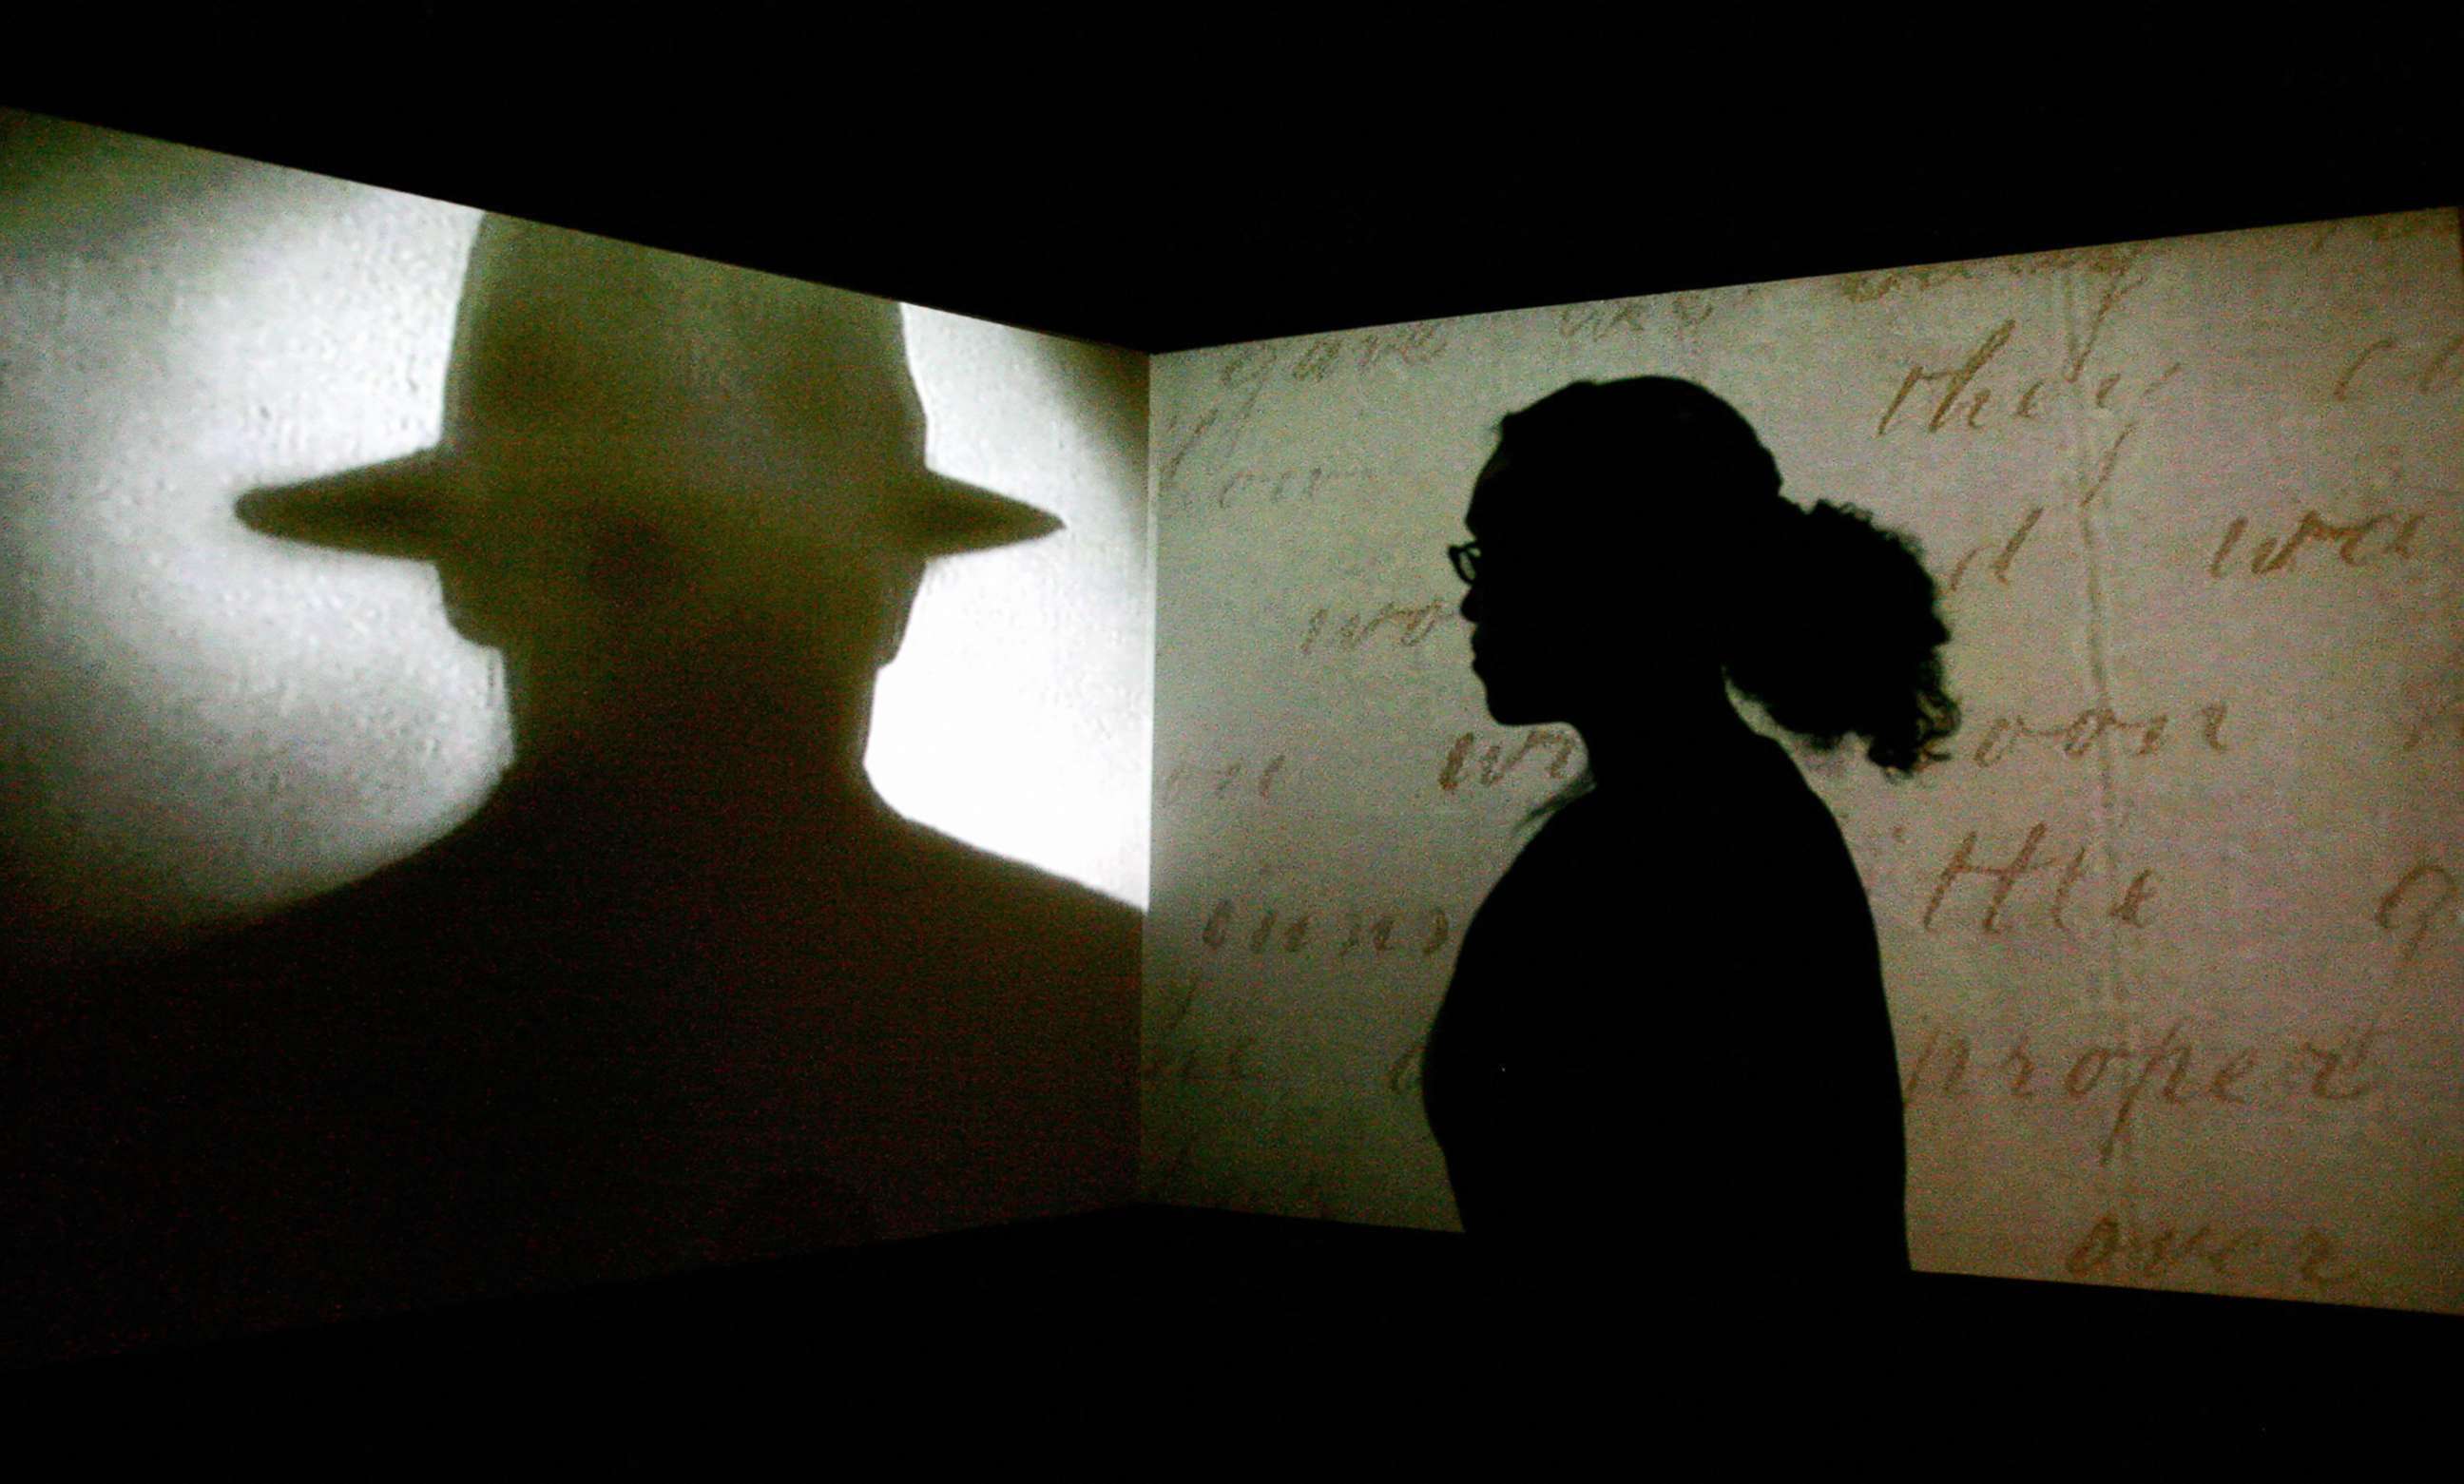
[1491,377,1959,824]
[1725,497,1960,775]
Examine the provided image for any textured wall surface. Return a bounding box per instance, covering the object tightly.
[0,109,1149,954]
[886,310,1149,906]
[1145,210,2464,1315]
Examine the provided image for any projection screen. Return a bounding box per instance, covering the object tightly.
[1143,207,2464,1318]
[1,108,1148,1360]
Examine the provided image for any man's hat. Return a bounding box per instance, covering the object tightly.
[236,213,1062,561]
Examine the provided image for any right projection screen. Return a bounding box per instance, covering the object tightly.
[1145,207,2464,1316]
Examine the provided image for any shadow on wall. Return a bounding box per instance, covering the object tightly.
[4,213,1140,1365]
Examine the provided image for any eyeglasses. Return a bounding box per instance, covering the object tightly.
[1447,541,1480,585]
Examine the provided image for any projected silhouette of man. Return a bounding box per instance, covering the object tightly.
[10,215,1137,1359]
[1423,377,1953,1323]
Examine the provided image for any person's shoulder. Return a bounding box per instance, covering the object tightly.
[160,847,479,993]
[1574,733,1809,832]
[895,820,1138,930]
[885,819,1141,1000]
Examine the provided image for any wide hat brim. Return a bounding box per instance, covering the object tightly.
[235,452,1066,560]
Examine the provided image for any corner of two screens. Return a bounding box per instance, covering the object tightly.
[6,109,2458,1346]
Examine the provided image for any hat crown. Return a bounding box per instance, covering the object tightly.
[441,217,926,527]
[236,215,1062,564]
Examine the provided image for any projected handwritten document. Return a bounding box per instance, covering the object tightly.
[1145,210,2464,1315]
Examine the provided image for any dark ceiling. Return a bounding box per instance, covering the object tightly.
[8,29,2457,352]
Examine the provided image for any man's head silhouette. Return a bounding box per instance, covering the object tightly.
[234,214,1060,773]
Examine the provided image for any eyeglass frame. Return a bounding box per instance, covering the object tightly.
[1447,541,1480,585]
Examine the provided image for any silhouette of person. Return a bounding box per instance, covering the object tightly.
[7,215,1138,1362]
[1421,377,1954,1326]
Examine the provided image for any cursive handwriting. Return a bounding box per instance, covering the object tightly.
[1555,289,1738,340]
[2065,1211,2359,1291]
[1160,754,1289,808]
[2329,331,2464,402]
[1439,728,1583,792]
[2206,507,2427,576]
[1939,506,2044,594]
[2076,419,2139,507]
[1874,317,2182,439]
[1176,463,1376,513]
[2059,258,2148,384]
[1903,1019,2388,1166]
[1202,899,1453,960]
[1838,241,2158,306]
[1289,321,1452,380]
[1915,702,2229,771]
[1300,599,1455,653]
[1157,342,1282,487]
[1837,260,1984,304]
[2375,860,2456,959]
[1921,823,2159,935]
[1141,973,1278,1086]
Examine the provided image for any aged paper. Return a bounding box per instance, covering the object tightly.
[1145,210,2464,1315]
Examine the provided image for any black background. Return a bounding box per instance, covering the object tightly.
[10,20,2457,351]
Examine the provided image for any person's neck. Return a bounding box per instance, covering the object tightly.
[494,663,898,859]
[1570,680,1759,790]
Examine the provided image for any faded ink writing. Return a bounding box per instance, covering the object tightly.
[2207,508,2427,576]
[2376,860,2456,959]
[1915,702,2229,771]
[2331,332,2464,401]
[1904,1020,2386,1167]
[1921,823,2159,935]
[1160,754,1288,807]
[1301,599,1454,653]
[1202,899,1453,960]
[1440,728,1582,792]
[2066,1212,2359,1292]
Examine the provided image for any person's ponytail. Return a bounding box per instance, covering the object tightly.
[1722,497,1958,778]
[1492,377,1961,837]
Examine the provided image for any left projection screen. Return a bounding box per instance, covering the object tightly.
[0,109,1148,1364]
